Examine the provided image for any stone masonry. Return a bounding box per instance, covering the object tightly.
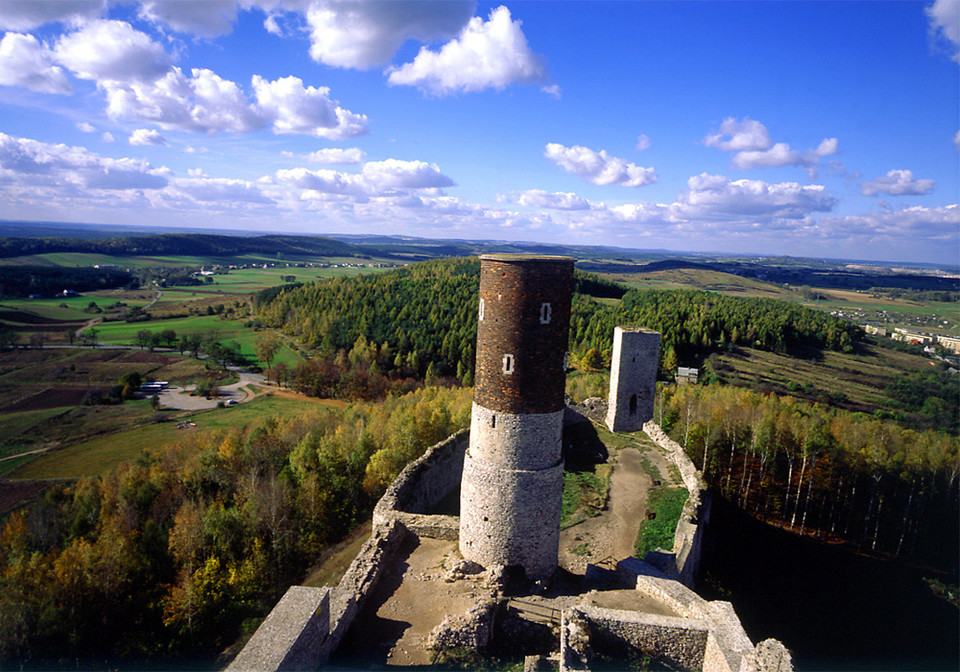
[605,327,661,433]
[459,254,575,583]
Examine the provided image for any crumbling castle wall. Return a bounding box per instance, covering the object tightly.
[562,558,791,672]
[605,327,661,433]
[372,428,468,540]
[642,420,710,587]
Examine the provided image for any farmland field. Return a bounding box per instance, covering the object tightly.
[7,392,338,479]
[712,340,933,414]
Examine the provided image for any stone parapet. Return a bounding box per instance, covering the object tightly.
[226,586,330,672]
[373,429,468,524]
[560,568,788,672]
[643,420,709,587]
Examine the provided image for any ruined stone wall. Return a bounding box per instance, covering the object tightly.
[643,420,710,587]
[318,520,408,662]
[373,429,468,519]
[226,586,331,672]
[564,559,791,672]
[605,327,660,433]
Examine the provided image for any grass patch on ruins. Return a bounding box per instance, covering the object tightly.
[561,464,613,529]
[565,369,609,403]
[634,487,688,559]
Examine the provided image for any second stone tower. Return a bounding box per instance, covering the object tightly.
[459,254,574,583]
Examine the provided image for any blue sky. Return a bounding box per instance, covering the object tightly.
[0,1,957,264]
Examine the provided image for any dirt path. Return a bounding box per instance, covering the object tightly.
[334,537,488,668]
[559,443,652,573]
[0,447,50,463]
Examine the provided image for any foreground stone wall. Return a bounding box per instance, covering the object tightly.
[226,586,331,672]
[643,421,710,587]
[562,557,792,672]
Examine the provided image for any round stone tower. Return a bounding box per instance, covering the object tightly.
[459,254,575,583]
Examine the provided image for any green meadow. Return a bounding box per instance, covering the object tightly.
[8,393,337,479]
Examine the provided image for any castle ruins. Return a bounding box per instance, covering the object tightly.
[228,255,792,672]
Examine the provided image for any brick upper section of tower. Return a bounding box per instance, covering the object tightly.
[473,255,574,415]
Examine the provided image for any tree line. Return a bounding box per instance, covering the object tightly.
[255,257,860,387]
[0,386,471,669]
[0,233,358,260]
[0,266,136,298]
[658,384,959,573]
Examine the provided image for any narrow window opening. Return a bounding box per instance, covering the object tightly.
[478,297,485,321]
[629,394,638,415]
[491,414,496,428]
[540,302,552,324]
[502,354,515,374]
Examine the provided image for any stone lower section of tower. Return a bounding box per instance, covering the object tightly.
[459,254,573,583]
[606,326,661,433]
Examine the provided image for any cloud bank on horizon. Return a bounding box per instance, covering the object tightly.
[0,0,957,264]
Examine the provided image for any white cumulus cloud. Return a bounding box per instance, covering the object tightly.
[816,205,960,240]
[635,134,651,151]
[54,19,173,83]
[252,75,368,139]
[861,169,935,196]
[387,5,547,95]
[0,132,168,190]
[0,32,72,94]
[927,0,960,62]
[679,173,837,219]
[513,190,592,210]
[0,1,105,31]
[544,143,656,187]
[706,117,838,174]
[272,158,454,201]
[360,159,454,189]
[129,128,167,146]
[304,0,474,69]
[77,122,95,133]
[103,67,261,133]
[305,148,366,164]
[704,117,772,151]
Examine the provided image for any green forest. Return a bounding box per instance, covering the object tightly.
[0,386,471,668]
[659,384,959,570]
[256,257,862,392]
[0,266,137,298]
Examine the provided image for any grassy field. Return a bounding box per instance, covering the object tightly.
[595,267,960,337]
[7,393,338,479]
[0,348,224,463]
[712,340,933,414]
[601,268,799,301]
